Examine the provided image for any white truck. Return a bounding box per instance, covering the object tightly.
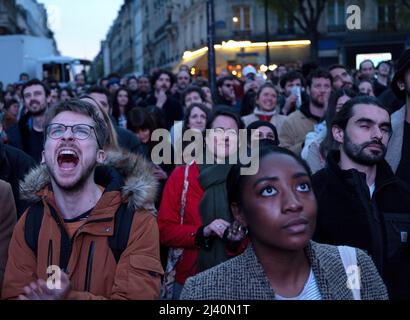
[0,35,90,87]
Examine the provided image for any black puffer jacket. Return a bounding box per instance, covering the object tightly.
[0,141,36,218]
[312,150,410,299]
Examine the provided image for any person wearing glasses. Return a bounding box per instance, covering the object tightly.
[2,99,163,300]
[215,76,237,108]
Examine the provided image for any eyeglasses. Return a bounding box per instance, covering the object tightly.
[46,123,100,147]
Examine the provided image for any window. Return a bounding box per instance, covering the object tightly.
[327,0,345,32]
[378,2,396,31]
[199,15,204,43]
[232,5,251,31]
[277,11,295,34]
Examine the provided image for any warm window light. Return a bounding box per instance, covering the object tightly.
[190,67,196,75]
[233,17,239,23]
[260,65,268,72]
[182,40,311,62]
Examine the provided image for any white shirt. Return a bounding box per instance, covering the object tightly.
[275,269,322,300]
[369,183,376,197]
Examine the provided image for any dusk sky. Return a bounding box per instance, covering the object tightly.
[38,0,123,60]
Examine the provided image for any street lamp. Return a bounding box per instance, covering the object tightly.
[233,16,239,23]
[206,0,217,97]
[264,0,270,67]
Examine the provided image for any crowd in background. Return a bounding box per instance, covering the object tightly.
[0,49,410,300]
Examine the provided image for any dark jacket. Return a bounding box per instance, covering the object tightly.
[109,116,144,156]
[181,242,388,300]
[0,141,36,218]
[145,94,183,130]
[378,88,404,115]
[4,110,45,163]
[312,150,410,299]
[214,94,234,107]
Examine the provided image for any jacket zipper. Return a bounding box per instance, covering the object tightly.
[84,241,95,292]
[47,239,53,267]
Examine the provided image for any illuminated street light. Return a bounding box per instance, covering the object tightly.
[233,17,239,23]
[260,64,268,72]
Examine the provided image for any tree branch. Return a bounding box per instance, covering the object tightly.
[276,1,309,33]
[401,0,410,9]
[307,0,315,21]
[297,1,310,26]
[313,0,326,26]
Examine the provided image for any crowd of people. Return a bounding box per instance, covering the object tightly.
[0,48,410,300]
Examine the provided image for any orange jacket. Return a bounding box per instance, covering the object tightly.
[2,150,163,300]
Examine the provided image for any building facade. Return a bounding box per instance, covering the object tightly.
[0,0,20,35]
[175,0,410,75]
[96,0,410,79]
[97,0,143,78]
[0,0,57,50]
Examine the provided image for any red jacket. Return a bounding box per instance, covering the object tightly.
[158,162,249,285]
[158,162,203,284]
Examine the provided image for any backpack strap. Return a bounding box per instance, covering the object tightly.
[24,200,134,265]
[47,204,71,272]
[108,203,135,263]
[24,202,45,257]
[338,245,361,300]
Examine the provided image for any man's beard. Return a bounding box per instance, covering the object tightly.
[29,103,47,116]
[343,133,387,166]
[310,96,325,109]
[49,161,96,192]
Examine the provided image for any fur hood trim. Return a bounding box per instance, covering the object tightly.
[20,149,159,212]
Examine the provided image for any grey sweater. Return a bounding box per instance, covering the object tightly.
[180,241,388,300]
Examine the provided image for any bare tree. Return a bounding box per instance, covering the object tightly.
[262,0,327,62]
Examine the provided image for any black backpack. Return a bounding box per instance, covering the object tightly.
[24,201,135,270]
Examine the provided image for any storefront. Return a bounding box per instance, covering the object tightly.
[338,33,410,70]
[176,39,311,77]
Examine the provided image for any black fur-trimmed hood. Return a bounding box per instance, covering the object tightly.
[19,149,159,212]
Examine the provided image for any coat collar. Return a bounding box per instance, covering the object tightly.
[243,241,354,299]
[326,150,397,192]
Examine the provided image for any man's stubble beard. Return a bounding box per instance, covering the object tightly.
[29,102,47,116]
[48,160,97,193]
[310,96,325,109]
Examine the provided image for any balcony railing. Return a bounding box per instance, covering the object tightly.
[327,24,346,32]
[377,22,396,32]
[277,27,295,35]
[232,29,251,38]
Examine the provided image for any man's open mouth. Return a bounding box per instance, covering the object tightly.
[57,149,79,170]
